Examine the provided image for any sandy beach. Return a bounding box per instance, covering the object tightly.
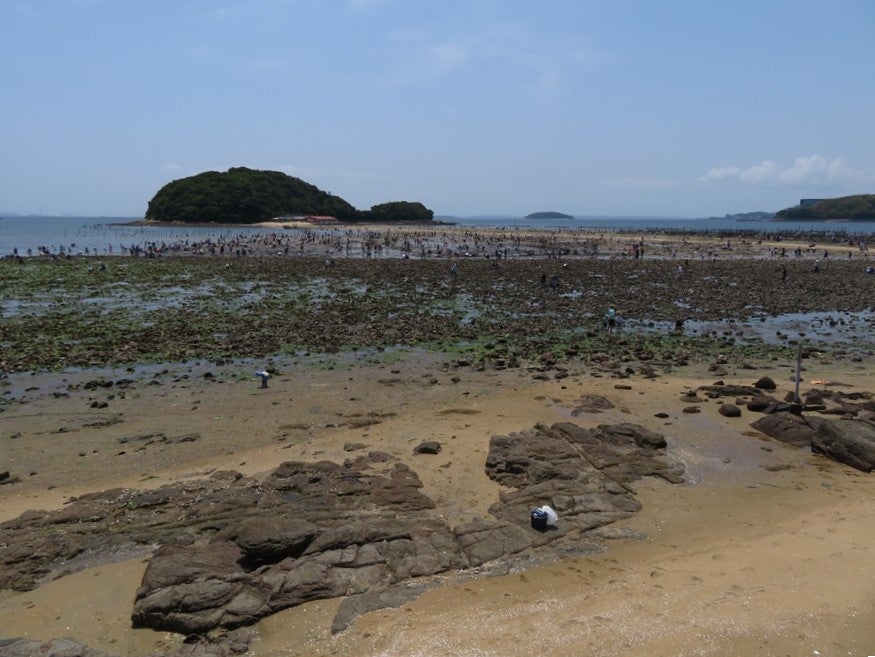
[1,229,873,657]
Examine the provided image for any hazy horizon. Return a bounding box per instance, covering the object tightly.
[3,1,874,218]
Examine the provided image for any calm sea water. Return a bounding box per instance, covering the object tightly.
[0,214,873,257]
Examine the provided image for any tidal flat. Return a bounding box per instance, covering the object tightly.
[0,246,873,657]
[2,256,873,373]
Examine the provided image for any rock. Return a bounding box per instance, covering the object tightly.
[682,406,701,414]
[1,421,685,638]
[718,404,742,418]
[453,518,532,566]
[751,412,875,472]
[331,582,437,634]
[225,517,319,563]
[343,442,366,452]
[746,395,780,412]
[591,526,646,540]
[0,471,21,486]
[754,376,777,390]
[413,441,442,455]
[699,384,760,397]
[571,394,616,415]
[83,379,113,390]
[0,637,116,657]
[809,418,875,473]
[597,423,668,450]
[750,412,816,447]
[132,541,248,634]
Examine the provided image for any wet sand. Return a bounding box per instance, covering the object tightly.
[1,351,873,656]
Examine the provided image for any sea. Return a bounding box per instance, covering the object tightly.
[1,214,873,257]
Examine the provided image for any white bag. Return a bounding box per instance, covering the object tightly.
[540,505,559,525]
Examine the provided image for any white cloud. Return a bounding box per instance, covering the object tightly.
[699,165,742,182]
[700,156,875,185]
[738,160,777,184]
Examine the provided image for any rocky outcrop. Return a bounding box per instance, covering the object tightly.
[485,422,684,544]
[809,418,875,472]
[0,638,115,657]
[570,394,616,415]
[1,423,684,637]
[0,630,256,657]
[750,413,875,472]
[750,412,816,447]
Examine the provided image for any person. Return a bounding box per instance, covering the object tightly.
[605,306,618,333]
[781,265,787,283]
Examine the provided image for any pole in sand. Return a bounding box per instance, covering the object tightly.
[793,341,803,405]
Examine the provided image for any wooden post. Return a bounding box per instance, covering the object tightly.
[794,341,802,404]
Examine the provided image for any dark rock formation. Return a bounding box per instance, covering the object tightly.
[718,404,742,418]
[0,630,256,657]
[754,376,777,390]
[570,394,616,415]
[413,440,442,455]
[0,638,115,657]
[810,418,875,472]
[750,412,816,447]
[751,413,875,472]
[698,384,761,397]
[0,471,21,486]
[1,424,683,638]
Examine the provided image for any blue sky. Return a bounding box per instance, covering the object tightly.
[2,0,874,218]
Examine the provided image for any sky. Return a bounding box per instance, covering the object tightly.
[2,0,875,218]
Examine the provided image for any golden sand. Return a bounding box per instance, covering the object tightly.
[1,353,873,656]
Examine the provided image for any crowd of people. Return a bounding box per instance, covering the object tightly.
[6,224,872,265]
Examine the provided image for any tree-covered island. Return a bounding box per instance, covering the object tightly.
[145,167,434,224]
[774,194,875,221]
[525,211,573,219]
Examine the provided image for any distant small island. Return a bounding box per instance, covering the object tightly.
[774,194,875,221]
[713,211,775,222]
[525,211,573,220]
[145,167,434,224]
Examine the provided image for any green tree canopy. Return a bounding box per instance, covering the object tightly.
[145,167,434,224]
[775,195,875,221]
[365,201,434,223]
